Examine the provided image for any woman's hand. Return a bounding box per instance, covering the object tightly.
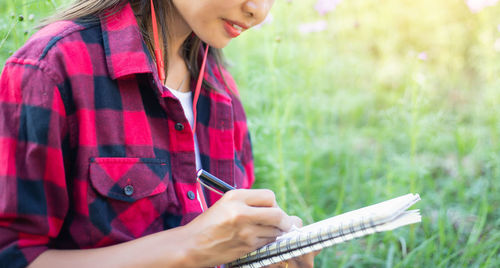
[265,216,321,268]
[180,189,297,267]
[29,188,319,268]
[266,251,319,268]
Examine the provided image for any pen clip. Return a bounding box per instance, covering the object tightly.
[197,177,225,196]
[196,169,235,195]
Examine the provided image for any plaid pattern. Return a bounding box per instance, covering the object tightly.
[0,3,254,266]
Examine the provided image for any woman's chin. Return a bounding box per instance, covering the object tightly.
[206,40,230,49]
[197,35,232,49]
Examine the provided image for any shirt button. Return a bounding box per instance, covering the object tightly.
[123,185,134,196]
[187,191,195,200]
[175,123,184,131]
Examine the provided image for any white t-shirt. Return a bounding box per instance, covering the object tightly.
[167,87,202,170]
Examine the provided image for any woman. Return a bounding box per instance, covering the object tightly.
[0,0,317,267]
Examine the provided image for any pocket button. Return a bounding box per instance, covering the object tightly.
[123,185,134,196]
[175,123,184,131]
[187,191,195,200]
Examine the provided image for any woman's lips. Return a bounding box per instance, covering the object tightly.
[223,20,245,38]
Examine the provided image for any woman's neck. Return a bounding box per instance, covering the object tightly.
[165,55,190,92]
[133,2,193,92]
[164,6,192,92]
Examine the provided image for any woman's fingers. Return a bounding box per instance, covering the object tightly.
[269,251,316,268]
[262,216,318,268]
[222,189,293,231]
[185,189,310,266]
[289,252,316,268]
[225,189,278,207]
[246,207,293,231]
[289,215,303,228]
[237,224,283,242]
[254,225,284,239]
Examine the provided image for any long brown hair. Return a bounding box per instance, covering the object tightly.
[42,0,226,90]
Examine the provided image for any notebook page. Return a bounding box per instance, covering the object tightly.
[294,193,420,236]
[232,209,422,268]
[229,193,420,267]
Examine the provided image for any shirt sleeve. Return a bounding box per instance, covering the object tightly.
[0,60,69,267]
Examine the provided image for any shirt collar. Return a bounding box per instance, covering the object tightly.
[99,3,155,80]
[98,3,232,103]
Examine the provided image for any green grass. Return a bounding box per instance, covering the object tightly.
[2,0,500,267]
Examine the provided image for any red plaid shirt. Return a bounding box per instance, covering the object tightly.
[0,3,254,266]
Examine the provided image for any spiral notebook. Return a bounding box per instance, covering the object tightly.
[227,193,421,268]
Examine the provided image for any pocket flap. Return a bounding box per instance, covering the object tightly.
[89,157,169,202]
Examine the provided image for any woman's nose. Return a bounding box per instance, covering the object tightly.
[243,0,274,24]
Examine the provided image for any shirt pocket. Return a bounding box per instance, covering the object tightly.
[87,157,175,241]
[89,157,169,202]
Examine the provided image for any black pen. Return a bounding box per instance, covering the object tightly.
[196,169,235,195]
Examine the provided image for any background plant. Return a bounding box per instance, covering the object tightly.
[1,0,499,267]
